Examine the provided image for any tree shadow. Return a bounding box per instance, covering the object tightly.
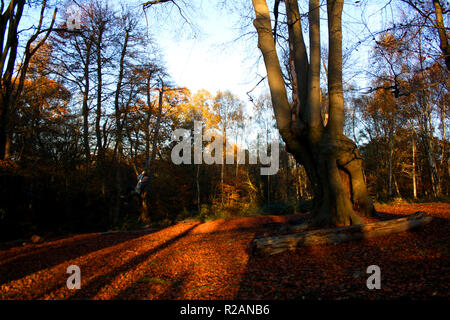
[198,214,308,237]
[373,211,411,220]
[0,230,156,286]
[112,270,191,300]
[67,223,199,300]
[235,212,448,299]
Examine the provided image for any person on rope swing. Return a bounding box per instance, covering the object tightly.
[123,171,150,205]
[135,170,150,195]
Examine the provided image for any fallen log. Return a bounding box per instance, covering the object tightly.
[253,211,432,256]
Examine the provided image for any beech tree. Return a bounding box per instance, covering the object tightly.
[252,0,376,226]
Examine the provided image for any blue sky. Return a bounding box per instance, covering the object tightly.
[139,0,390,102]
[19,0,392,103]
[142,0,265,102]
[14,0,404,148]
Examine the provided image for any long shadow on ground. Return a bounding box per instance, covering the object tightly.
[0,230,156,286]
[68,223,200,299]
[235,212,449,299]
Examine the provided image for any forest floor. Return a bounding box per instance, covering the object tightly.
[0,202,449,300]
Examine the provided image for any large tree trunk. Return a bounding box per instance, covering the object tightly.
[252,0,375,227]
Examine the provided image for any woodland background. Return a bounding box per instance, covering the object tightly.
[0,0,448,242]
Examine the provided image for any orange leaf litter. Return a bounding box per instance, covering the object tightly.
[0,203,448,300]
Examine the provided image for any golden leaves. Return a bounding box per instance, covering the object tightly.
[0,203,448,299]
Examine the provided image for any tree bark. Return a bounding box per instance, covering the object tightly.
[196,163,201,213]
[412,136,417,198]
[432,0,449,71]
[0,0,26,159]
[112,26,130,226]
[388,127,394,197]
[141,79,164,218]
[82,40,92,177]
[252,0,375,227]
[418,27,441,197]
[95,19,106,196]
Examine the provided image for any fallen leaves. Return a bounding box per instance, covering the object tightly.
[0,203,448,300]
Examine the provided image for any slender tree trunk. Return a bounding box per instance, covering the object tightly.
[439,103,446,193]
[196,164,201,213]
[235,135,239,177]
[95,26,105,196]
[4,130,11,159]
[147,85,164,176]
[388,127,393,198]
[221,126,225,207]
[412,136,417,199]
[82,41,92,177]
[142,81,164,218]
[112,28,130,226]
[266,124,270,204]
[418,27,441,197]
[0,95,11,160]
[394,174,401,198]
[425,135,440,197]
[297,165,303,198]
[145,74,152,161]
[432,0,450,71]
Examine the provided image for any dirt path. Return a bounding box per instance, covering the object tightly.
[0,203,449,299]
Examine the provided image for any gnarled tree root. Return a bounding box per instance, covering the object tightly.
[252,211,432,256]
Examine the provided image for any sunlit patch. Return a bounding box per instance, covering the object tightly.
[0,203,448,299]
